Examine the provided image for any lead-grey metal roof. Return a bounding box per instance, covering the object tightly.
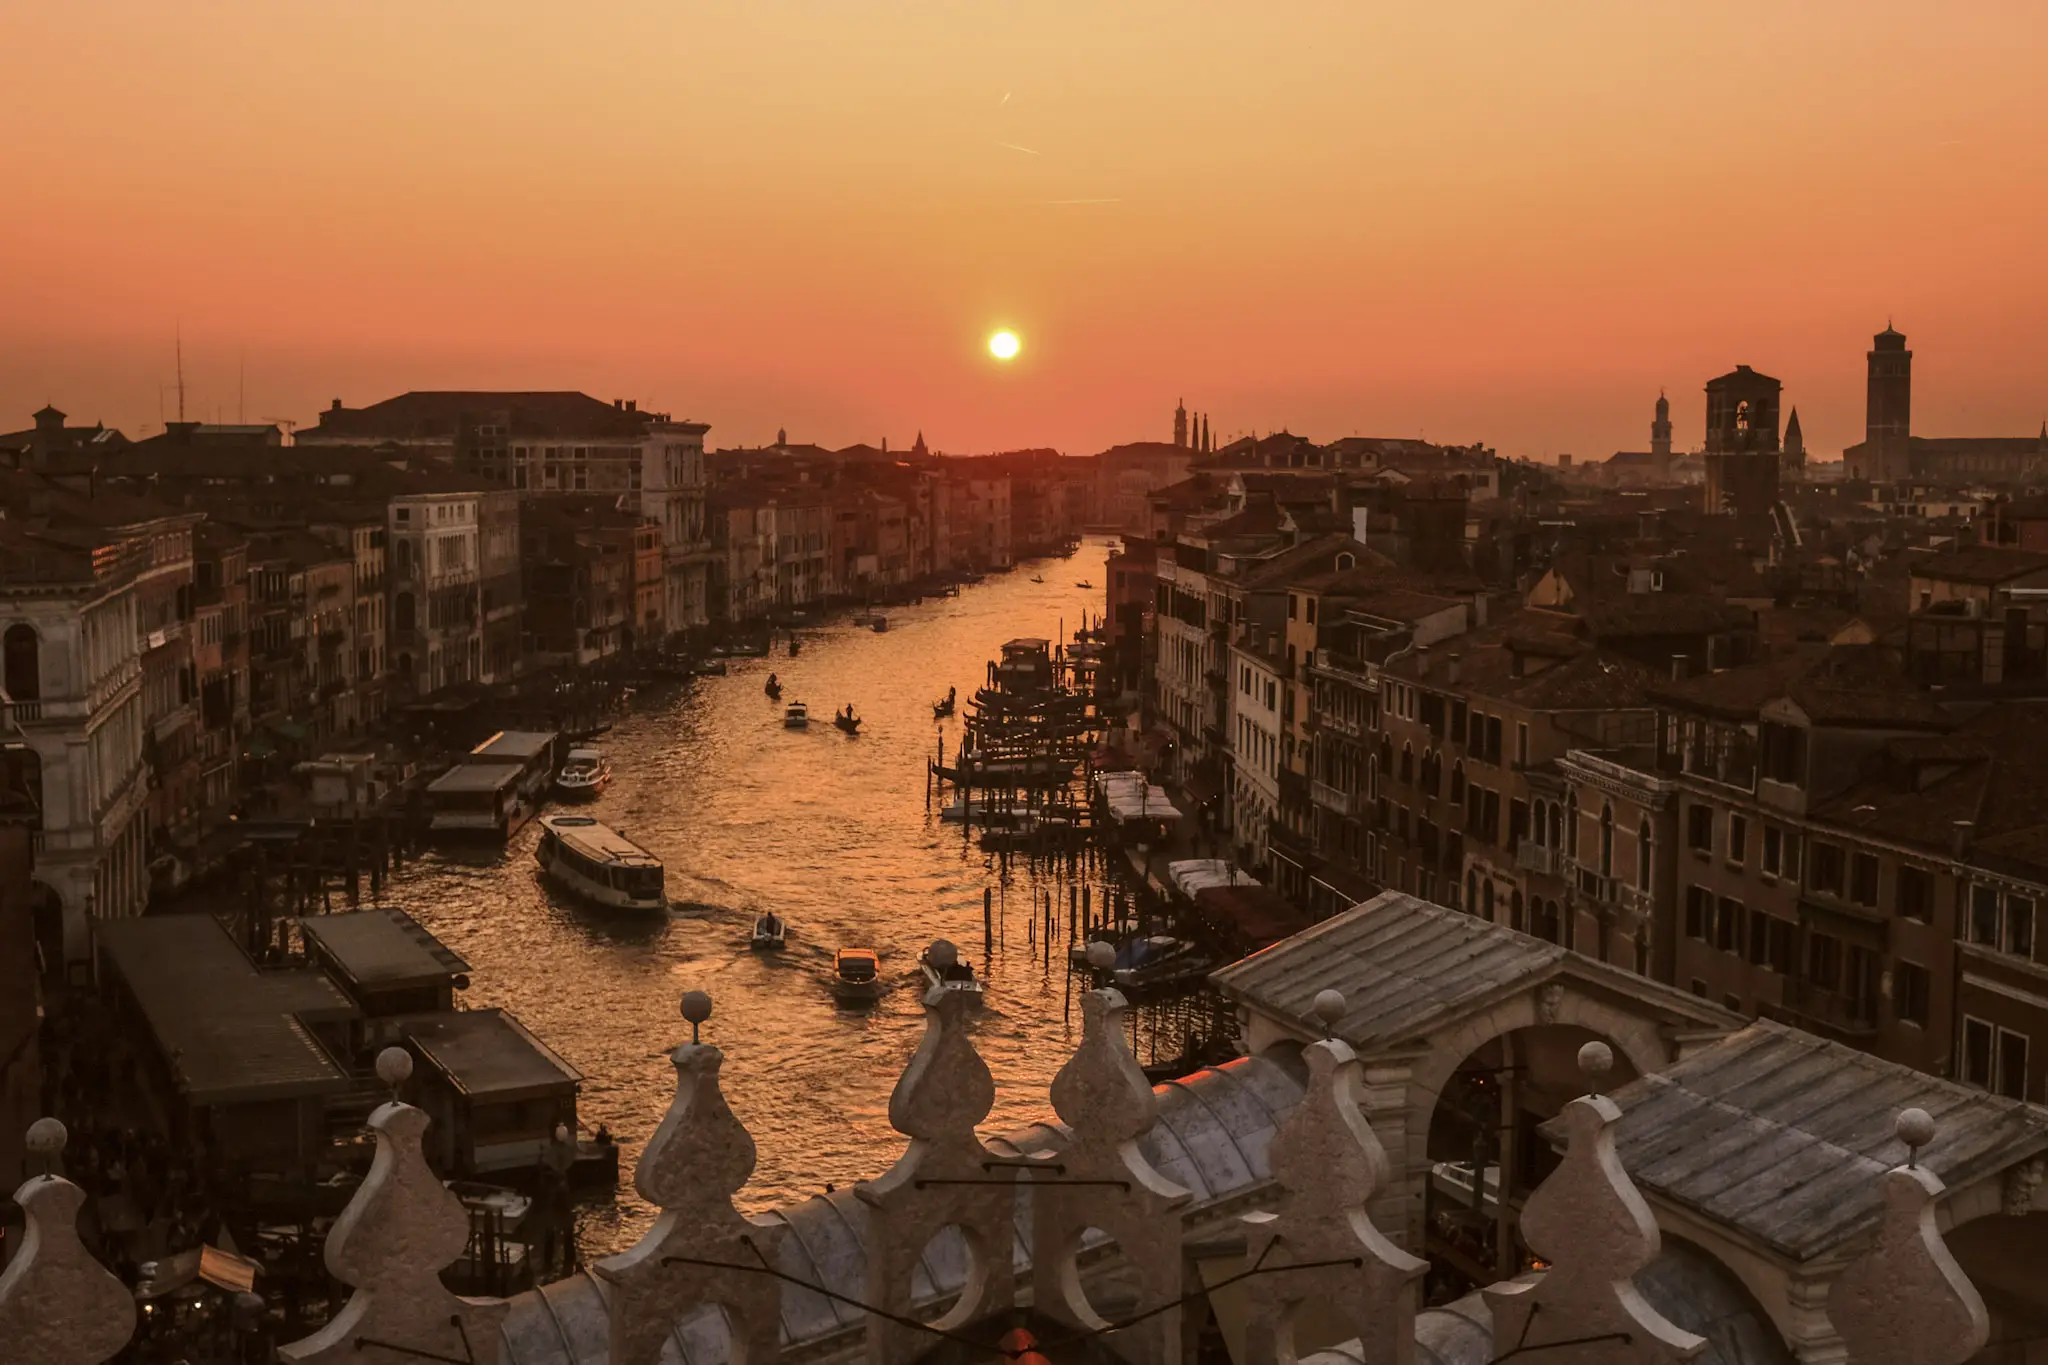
[1210,892,1735,1051]
[301,908,469,992]
[496,1054,1306,1365]
[1564,1020,2048,1262]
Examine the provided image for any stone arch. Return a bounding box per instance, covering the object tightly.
[3,623,39,701]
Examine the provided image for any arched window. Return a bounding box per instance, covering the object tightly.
[1550,802,1564,851]
[1481,879,1494,922]
[1399,743,1413,785]
[1533,799,1549,847]
[1450,762,1466,803]
[1367,756,1379,802]
[1465,870,1478,913]
[1511,889,1525,934]
[1637,820,1654,892]
[395,538,413,575]
[1566,793,1579,858]
[1600,802,1615,877]
[3,624,39,701]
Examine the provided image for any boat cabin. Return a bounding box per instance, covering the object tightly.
[301,909,472,1017]
[835,948,879,981]
[427,763,530,840]
[997,637,1054,690]
[537,816,665,909]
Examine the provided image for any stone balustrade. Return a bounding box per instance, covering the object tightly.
[0,943,1994,1365]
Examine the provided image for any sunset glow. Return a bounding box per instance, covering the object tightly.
[4,3,2046,455]
[989,331,1021,362]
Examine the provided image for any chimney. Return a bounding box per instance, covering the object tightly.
[1952,820,1974,857]
[615,398,624,410]
[626,400,637,414]
[330,398,342,412]
[1671,654,1688,681]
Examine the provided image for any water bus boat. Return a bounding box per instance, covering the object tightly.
[784,702,810,729]
[534,815,666,913]
[831,948,882,1004]
[750,912,787,951]
[428,765,535,841]
[552,747,610,800]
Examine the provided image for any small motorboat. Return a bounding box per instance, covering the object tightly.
[1074,580,1093,589]
[750,911,787,951]
[833,707,862,735]
[870,616,888,633]
[784,702,810,729]
[920,942,984,1006]
[553,747,611,800]
[765,674,783,701]
[693,659,728,677]
[1030,575,1044,584]
[832,948,883,1004]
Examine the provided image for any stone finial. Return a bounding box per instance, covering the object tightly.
[1311,988,1348,1037]
[1483,1093,1705,1365]
[857,985,1023,1365]
[1033,989,1190,1365]
[0,1121,136,1365]
[1828,1115,1989,1365]
[680,990,712,1044]
[596,1004,784,1365]
[1578,1040,1614,1094]
[1242,1039,1424,1365]
[278,1091,505,1365]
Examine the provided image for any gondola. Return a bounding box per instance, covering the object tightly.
[932,686,957,719]
[765,674,782,701]
[833,708,862,735]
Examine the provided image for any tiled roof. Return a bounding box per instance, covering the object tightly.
[1580,1020,2048,1261]
[1646,647,1944,728]
[1210,892,1733,1052]
[305,390,655,441]
[1908,545,2048,585]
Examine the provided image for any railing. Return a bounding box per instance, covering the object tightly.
[3,697,42,724]
[1310,779,1354,815]
[1315,709,1365,739]
[1516,842,1559,875]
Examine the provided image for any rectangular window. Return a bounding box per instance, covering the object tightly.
[1451,700,1468,743]
[1762,825,1782,876]
[1998,1029,2030,1100]
[1898,866,1933,921]
[1716,897,1742,953]
[1808,932,1842,990]
[1516,723,1529,766]
[1688,804,1714,851]
[1850,852,1880,908]
[1963,1017,1995,1089]
[1486,716,1503,763]
[1895,961,1930,1026]
[1769,919,1797,975]
[1684,885,1710,940]
[1969,885,2001,947]
[1809,842,1845,896]
[2009,896,2036,959]
[1728,815,1748,865]
[1748,908,1772,965]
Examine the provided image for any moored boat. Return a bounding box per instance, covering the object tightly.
[750,911,787,951]
[535,815,665,913]
[784,701,810,728]
[831,947,882,1004]
[553,747,610,800]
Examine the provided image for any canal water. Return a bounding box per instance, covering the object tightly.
[380,538,1125,1253]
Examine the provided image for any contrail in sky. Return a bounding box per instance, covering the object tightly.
[998,142,1041,156]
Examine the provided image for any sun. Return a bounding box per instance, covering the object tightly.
[988,330,1021,361]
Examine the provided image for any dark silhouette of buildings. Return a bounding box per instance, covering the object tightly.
[1703,366,1783,513]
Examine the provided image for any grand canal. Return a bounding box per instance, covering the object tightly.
[378,539,1126,1253]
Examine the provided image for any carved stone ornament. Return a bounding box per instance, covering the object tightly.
[280,1050,507,1365]
[1484,1089,1705,1365]
[856,972,1030,1365]
[1032,988,1191,1365]
[596,1027,785,1365]
[1536,981,1565,1026]
[2001,1159,2045,1219]
[1241,1033,1425,1365]
[0,1120,136,1365]
[1828,1126,1989,1365]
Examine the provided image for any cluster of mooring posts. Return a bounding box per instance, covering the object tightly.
[931,620,1240,1079]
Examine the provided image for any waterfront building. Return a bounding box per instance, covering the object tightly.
[519,496,646,667]
[388,489,484,697]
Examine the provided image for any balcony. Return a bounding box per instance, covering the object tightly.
[1316,710,1365,740]
[2,697,41,725]
[1515,842,1560,876]
[1310,780,1353,816]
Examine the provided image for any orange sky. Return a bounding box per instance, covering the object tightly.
[4,2,2046,458]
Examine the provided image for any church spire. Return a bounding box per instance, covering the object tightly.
[1173,398,1188,449]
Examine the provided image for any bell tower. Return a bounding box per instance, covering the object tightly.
[1173,399,1188,449]
[1867,325,1912,480]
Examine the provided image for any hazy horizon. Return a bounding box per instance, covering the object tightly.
[6,2,2045,459]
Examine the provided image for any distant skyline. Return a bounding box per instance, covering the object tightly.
[5,2,2046,458]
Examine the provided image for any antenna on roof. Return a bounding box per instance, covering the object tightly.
[175,325,187,423]
[238,349,245,425]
